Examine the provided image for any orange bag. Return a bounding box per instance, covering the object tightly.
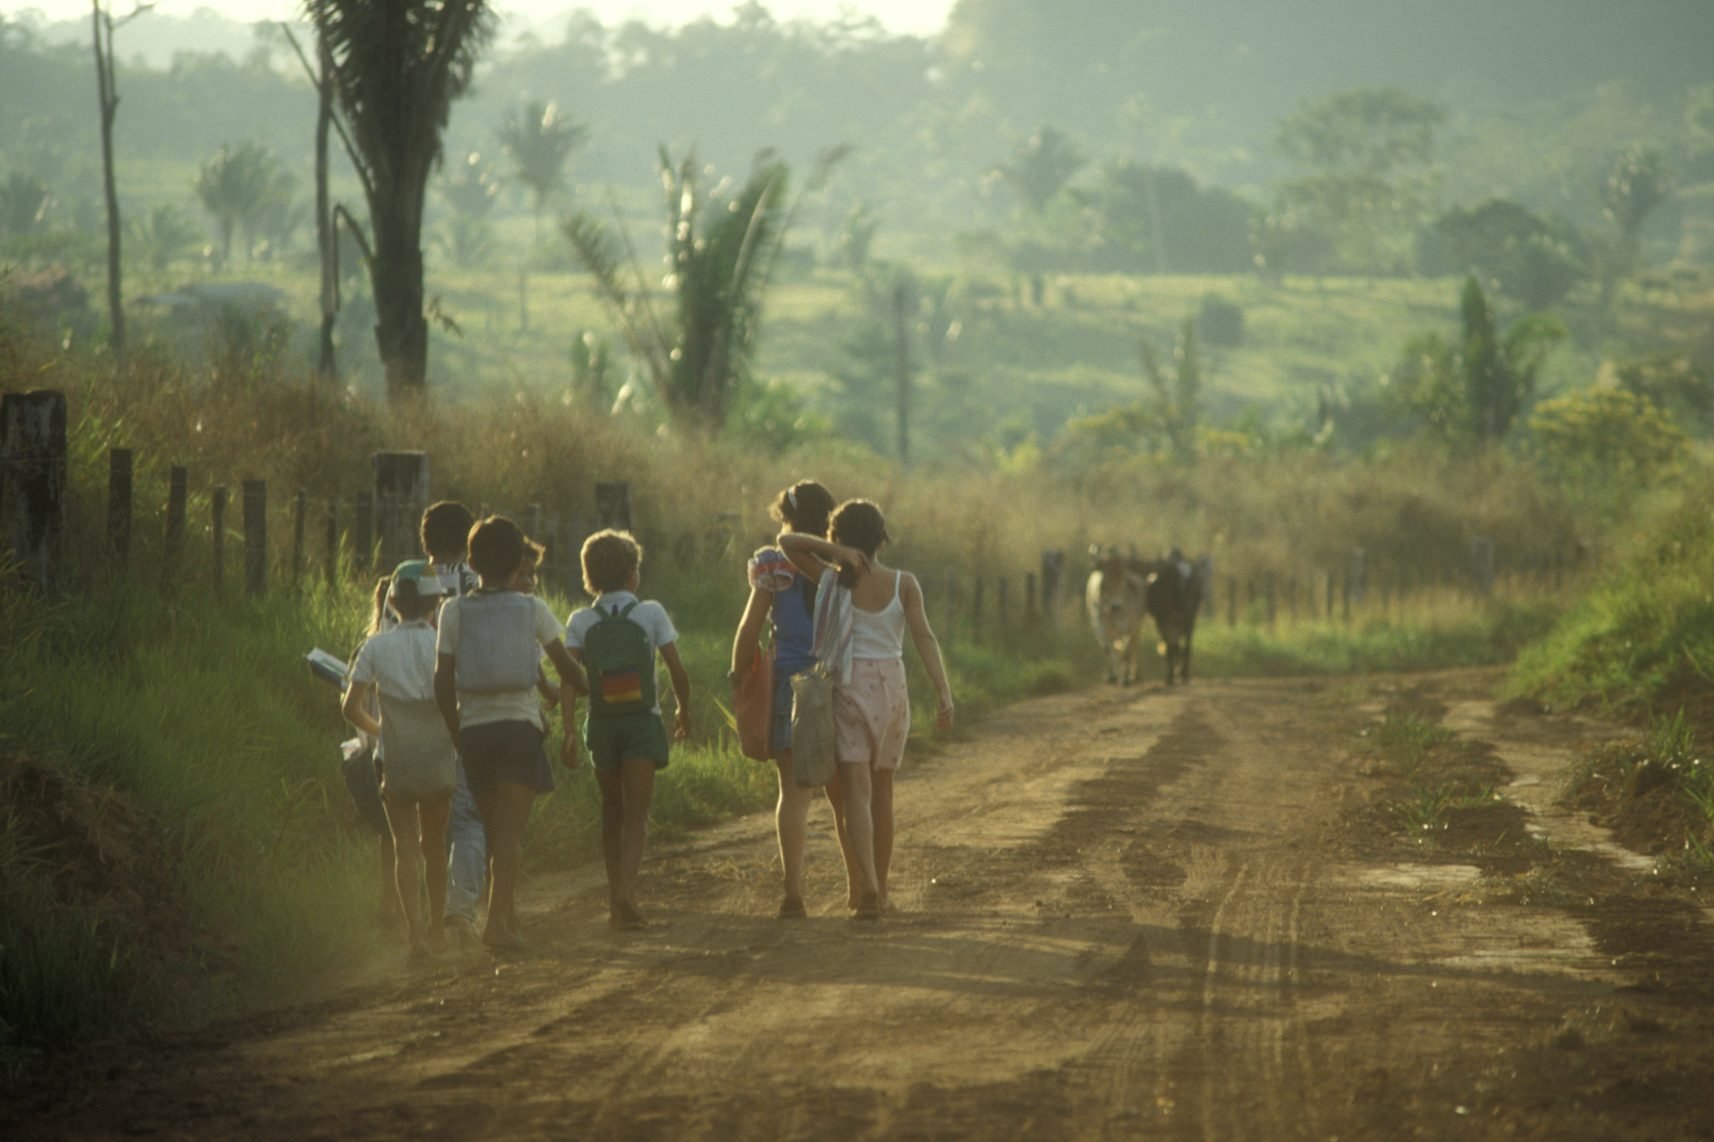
[734,646,774,761]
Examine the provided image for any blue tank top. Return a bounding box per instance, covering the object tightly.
[771,573,816,676]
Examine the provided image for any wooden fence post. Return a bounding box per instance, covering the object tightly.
[1227,577,1237,628]
[1025,571,1038,621]
[1325,571,1335,622]
[595,482,633,531]
[164,465,187,589]
[354,491,374,569]
[324,496,339,588]
[1264,571,1277,629]
[0,389,68,591]
[292,490,307,584]
[1348,548,1367,608]
[373,451,429,570]
[1039,549,1063,633]
[107,447,132,569]
[243,479,267,595]
[971,575,985,644]
[998,576,1010,640]
[212,486,228,588]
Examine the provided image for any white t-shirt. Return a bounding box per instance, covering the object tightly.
[350,620,457,798]
[352,619,439,701]
[565,592,678,716]
[437,592,565,730]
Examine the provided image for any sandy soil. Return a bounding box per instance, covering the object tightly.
[8,669,1714,1140]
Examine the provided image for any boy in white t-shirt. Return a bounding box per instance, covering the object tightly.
[564,529,690,931]
[343,560,458,961]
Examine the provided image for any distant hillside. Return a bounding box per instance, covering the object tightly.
[945,0,1714,124]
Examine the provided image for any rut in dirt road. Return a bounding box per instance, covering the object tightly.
[7,674,1709,1142]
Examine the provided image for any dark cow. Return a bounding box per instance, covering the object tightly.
[1136,550,1202,686]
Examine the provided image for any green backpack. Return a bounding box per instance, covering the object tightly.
[583,600,655,718]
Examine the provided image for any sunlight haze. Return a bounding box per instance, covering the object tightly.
[1,0,954,36]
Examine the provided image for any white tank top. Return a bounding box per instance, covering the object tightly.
[850,571,906,660]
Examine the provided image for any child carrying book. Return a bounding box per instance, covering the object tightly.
[342,560,458,961]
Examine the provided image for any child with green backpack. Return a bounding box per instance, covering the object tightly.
[565,529,691,930]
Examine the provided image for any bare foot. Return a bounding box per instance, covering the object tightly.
[609,900,647,931]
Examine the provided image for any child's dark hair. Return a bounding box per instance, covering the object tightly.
[420,501,474,561]
[770,480,835,538]
[467,515,542,583]
[581,529,642,596]
[392,591,439,621]
[830,499,890,589]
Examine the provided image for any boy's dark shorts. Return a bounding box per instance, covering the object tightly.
[584,712,670,771]
[458,720,555,797]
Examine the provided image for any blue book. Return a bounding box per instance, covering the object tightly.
[306,648,349,691]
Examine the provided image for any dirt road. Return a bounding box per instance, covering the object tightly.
[11,670,1714,1140]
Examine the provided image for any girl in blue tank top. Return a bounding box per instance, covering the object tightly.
[730,481,868,918]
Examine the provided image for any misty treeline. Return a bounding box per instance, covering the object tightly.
[6,0,1712,266]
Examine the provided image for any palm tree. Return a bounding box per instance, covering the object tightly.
[128,204,200,275]
[497,101,587,242]
[303,0,494,397]
[991,126,1084,215]
[565,148,839,431]
[435,152,500,266]
[194,141,278,266]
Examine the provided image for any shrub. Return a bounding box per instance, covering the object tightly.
[1197,294,1244,347]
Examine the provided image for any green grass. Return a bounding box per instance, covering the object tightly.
[1510,484,1714,717]
[1194,596,1563,678]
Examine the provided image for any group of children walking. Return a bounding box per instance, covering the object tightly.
[341,482,953,959]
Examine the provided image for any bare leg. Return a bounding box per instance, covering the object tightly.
[837,760,880,918]
[377,833,401,927]
[481,782,535,950]
[823,772,860,909]
[618,758,655,915]
[871,766,895,911]
[418,794,452,935]
[596,766,624,909]
[382,798,426,952]
[773,753,812,905]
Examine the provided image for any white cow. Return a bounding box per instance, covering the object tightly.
[1086,545,1147,685]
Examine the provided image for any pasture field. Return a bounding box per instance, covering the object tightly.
[100,230,1714,457]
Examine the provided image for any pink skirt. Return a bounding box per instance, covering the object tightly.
[834,657,910,769]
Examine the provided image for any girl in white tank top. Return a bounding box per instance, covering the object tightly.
[783,499,954,922]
